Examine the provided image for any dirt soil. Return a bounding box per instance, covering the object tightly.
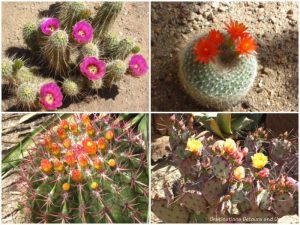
[2,2,149,112]
[151,2,298,112]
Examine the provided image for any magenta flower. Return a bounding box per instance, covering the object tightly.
[40,18,60,36]
[40,82,63,110]
[129,54,148,77]
[80,57,106,80]
[72,20,94,44]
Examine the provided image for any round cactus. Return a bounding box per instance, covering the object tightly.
[102,33,120,57]
[59,2,91,32]
[89,79,104,90]
[17,114,148,223]
[92,2,123,41]
[62,78,81,97]
[179,37,257,109]
[16,82,38,108]
[104,60,127,87]
[112,38,135,60]
[80,42,100,60]
[15,66,36,84]
[2,58,14,82]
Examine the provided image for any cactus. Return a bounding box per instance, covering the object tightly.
[3,2,148,111]
[41,30,70,75]
[92,2,123,41]
[18,114,148,223]
[16,82,38,108]
[58,2,91,32]
[179,21,258,109]
[152,114,298,223]
[104,60,126,87]
[22,21,39,50]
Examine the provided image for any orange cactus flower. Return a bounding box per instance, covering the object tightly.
[43,135,52,150]
[93,158,103,171]
[71,169,83,183]
[70,123,79,135]
[51,143,61,157]
[54,159,64,173]
[57,127,67,140]
[208,29,224,47]
[235,35,257,57]
[105,130,114,140]
[225,20,248,40]
[108,159,116,168]
[193,38,220,64]
[81,115,91,126]
[60,120,69,130]
[82,138,97,155]
[90,181,99,190]
[233,166,245,181]
[41,159,53,174]
[78,154,89,168]
[65,151,76,167]
[98,137,107,152]
[86,124,95,137]
[63,138,71,149]
[62,182,71,191]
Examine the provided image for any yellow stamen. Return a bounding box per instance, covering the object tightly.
[45,94,54,104]
[88,65,98,74]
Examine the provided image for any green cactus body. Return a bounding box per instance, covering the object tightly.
[59,2,91,32]
[179,36,257,109]
[90,79,104,90]
[15,67,36,84]
[2,58,14,82]
[101,33,120,57]
[104,60,126,87]
[62,78,81,97]
[269,138,292,163]
[112,38,135,60]
[211,157,230,180]
[92,2,123,41]
[18,114,148,223]
[23,21,39,50]
[80,42,100,58]
[16,82,38,108]
[42,30,70,75]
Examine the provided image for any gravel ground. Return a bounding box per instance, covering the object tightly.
[2,2,149,112]
[151,2,298,112]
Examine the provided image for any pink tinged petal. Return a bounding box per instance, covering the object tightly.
[40,18,60,36]
[80,57,106,80]
[129,54,148,77]
[72,20,94,44]
[40,82,63,110]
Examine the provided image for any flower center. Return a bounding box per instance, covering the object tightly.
[78,30,86,37]
[87,141,92,147]
[48,25,56,32]
[45,93,54,104]
[88,65,98,74]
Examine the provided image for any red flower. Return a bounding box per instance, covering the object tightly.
[225,20,248,40]
[93,158,103,171]
[41,159,53,174]
[86,124,95,137]
[82,138,97,155]
[57,127,67,140]
[235,35,257,57]
[105,130,114,140]
[51,143,61,157]
[78,154,89,168]
[65,151,76,167]
[54,159,64,173]
[81,115,91,126]
[208,29,224,47]
[63,139,71,149]
[193,38,220,64]
[70,123,79,135]
[60,120,69,130]
[98,137,107,152]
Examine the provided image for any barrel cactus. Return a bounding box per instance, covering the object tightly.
[17,114,148,223]
[179,21,257,109]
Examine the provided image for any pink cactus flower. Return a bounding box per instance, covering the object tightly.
[241,147,248,156]
[286,177,298,191]
[40,82,63,110]
[80,57,106,80]
[257,168,270,179]
[129,54,148,77]
[72,20,93,44]
[40,18,60,36]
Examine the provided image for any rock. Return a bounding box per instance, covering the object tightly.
[277,215,299,224]
[287,9,293,16]
[151,136,171,162]
[211,2,219,9]
[218,6,227,12]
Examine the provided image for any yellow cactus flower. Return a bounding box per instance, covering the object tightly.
[90,181,99,190]
[233,166,245,181]
[186,138,203,155]
[223,138,237,154]
[251,153,268,169]
[62,183,71,191]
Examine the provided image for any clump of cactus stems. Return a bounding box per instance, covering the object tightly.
[152,114,298,223]
[179,20,257,109]
[17,114,148,223]
[2,2,148,111]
